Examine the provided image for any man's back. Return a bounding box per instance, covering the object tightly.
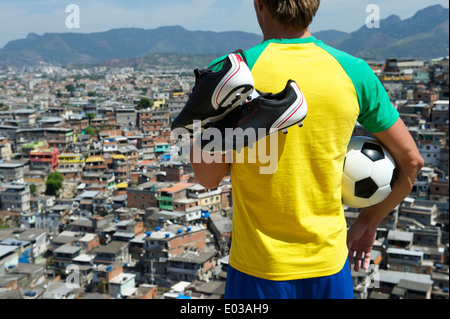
[227,36,398,280]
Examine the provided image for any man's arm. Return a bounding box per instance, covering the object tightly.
[189,144,231,189]
[347,118,424,271]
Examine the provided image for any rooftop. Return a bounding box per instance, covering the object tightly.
[161,182,195,194]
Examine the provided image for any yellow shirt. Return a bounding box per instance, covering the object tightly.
[210,37,398,280]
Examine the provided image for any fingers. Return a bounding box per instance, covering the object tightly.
[353,251,363,272]
[350,251,371,272]
[362,252,371,271]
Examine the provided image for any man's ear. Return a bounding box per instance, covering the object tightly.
[254,0,264,12]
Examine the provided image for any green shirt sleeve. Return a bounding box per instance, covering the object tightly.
[315,41,399,133]
[353,61,399,133]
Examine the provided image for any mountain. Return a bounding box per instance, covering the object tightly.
[317,4,449,60]
[0,5,448,67]
[0,26,263,67]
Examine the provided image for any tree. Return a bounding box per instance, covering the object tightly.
[45,171,64,196]
[86,112,95,125]
[65,84,75,97]
[30,183,37,196]
[84,125,99,136]
[137,97,153,109]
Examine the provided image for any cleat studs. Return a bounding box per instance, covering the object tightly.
[282,129,288,134]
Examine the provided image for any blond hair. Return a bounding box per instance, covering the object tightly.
[261,0,320,31]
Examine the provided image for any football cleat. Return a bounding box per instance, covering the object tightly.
[196,80,307,153]
[171,53,254,132]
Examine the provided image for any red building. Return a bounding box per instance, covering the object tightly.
[29,148,59,172]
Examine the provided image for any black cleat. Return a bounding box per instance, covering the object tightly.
[171,53,254,133]
[196,80,307,153]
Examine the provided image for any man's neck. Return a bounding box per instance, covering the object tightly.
[263,28,312,41]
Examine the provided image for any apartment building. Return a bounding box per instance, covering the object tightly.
[142,224,206,278]
[0,183,30,212]
[29,148,58,172]
[57,153,85,170]
[46,128,74,152]
[156,182,194,211]
[0,162,28,183]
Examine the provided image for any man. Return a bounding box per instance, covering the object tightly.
[189,0,424,299]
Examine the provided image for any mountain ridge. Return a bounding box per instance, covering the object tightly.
[0,5,448,67]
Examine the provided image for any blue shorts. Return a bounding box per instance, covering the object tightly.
[224,259,354,299]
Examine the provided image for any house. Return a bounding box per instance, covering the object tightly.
[112,219,145,242]
[30,195,56,212]
[19,211,35,229]
[91,263,122,294]
[399,199,439,226]
[70,215,115,245]
[375,270,433,299]
[108,154,129,183]
[0,162,28,184]
[84,156,107,174]
[186,280,226,299]
[187,184,222,213]
[42,281,80,299]
[93,241,130,265]
[127,181,171,210]
[114,105,137,131]
[391,279,433,299]
[126,284,158,299]
[76,233,100,253]
[14,229,48,262]
[387,230,413,249]
[154,142,170,154]
[208,212,232,255]
[386,247,425,274]
[0,183,31,213]
[50,231,81,251]
[167,250,216,282]
[66,115,89,133]
[0,245,20,272]
[108,272,136,298]
[142,224,206,279]
[82,172,115,192]
[29,148,59,172]
[57,153,85,170]
[156,182,194,211]
[6,263,45,289]
[52,244,83,273]
[73,191,112,216]
[0,137,13,161]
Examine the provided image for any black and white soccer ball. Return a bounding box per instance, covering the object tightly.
[342,136,396,208]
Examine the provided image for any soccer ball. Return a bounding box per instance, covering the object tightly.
[342,136,396,208]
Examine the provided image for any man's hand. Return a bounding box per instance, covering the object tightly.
[346,118,424,272]
[347,219,377,272]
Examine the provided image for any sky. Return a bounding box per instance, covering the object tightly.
[0,0,448,48]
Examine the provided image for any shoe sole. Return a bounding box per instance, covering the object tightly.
[211,53,254,109]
